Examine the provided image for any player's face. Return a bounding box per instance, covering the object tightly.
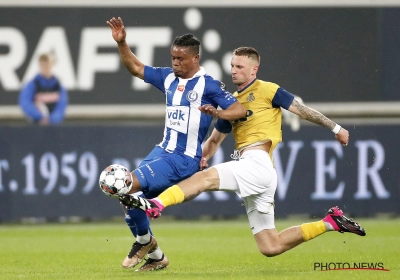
[171,46,200,78]
[231,55,258,87]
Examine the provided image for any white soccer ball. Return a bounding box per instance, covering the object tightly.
[99,164,133,197]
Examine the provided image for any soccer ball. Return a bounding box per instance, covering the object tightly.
[99,164,133,197]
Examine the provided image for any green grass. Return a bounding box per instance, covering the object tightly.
[0,218,398,279]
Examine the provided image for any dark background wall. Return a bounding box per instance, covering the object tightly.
[1,7,399,105]
[381,8,400,100]
[0,124,398,222]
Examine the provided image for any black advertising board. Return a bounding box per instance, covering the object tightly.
[0,124,398,221]
[3,7,398,106]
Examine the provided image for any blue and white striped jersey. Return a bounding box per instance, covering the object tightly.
[144,66,237,158]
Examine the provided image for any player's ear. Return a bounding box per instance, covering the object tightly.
[252,64,259,75]
[193,53,200,64]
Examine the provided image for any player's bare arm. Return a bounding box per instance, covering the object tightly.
[288,99,349,145]
[199,102,246,121]
[200,128,227,170]
[106,17,145,79]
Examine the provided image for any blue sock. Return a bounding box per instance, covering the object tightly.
[127,208,153,237]
[124,214,137,237]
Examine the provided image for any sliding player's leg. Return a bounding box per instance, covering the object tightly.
[119,150,272,218]
[250,203,366,258]
[119,167,220,218]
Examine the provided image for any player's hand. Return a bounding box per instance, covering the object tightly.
[106,17,126,43]
[335,127,349,146]
[199,157,209,170]
[39,116,49,125]
[199,104,219,118]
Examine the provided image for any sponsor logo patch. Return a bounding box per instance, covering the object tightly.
[177,85,185,92]
[247,92,255,102]
[186,90,198,102]
[166,106,189,134]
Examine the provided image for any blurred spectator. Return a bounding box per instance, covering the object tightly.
[19,53,68,125]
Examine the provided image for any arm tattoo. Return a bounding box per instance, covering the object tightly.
[185,190,203,202]
[291,99,335,130]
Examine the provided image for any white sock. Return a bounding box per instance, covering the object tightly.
[154,197,164,205]
[148,247,163,260]
[136,232,151,244]
[324,221,335,231]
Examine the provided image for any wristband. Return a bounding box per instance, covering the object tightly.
[331,124,341,134]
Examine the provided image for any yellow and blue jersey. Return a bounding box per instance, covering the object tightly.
[215,79,294,161]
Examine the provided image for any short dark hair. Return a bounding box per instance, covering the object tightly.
[172,33,200,55]
[233,47,260,64]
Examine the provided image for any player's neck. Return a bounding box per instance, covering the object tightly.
[237,77,256,92]
[181,66,201,79]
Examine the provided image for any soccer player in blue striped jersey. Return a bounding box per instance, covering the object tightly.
[106,17,246,271]
[120,47,366,260]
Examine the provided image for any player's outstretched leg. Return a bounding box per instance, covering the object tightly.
[119,195,165,219]
[323,206,366,236]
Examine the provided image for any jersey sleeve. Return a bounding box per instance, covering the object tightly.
[272,87,295,110]
[49,84,68,124]
[19,79,43,121]
[214,118,233,133]
[143,66,173,93]
[206,79,238,109]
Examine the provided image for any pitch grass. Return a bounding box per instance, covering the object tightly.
[0,218,398,280]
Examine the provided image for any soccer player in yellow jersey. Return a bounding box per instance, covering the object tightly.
[120,47,366,258]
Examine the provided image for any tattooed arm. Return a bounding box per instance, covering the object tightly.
[288,99,349,145]
[288,99,335,129]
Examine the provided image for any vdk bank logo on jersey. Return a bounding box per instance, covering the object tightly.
[166,106,189,134]
[168,109,185,121]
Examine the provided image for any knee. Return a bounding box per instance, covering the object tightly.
[198,168,220,191]
[124,215,132,224]
[259,246,281,258]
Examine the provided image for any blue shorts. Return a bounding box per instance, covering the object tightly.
[133,146,200,198]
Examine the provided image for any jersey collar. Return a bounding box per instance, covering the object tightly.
[237,78,257,94]
[194,67,206,77]
[179,67,206,81]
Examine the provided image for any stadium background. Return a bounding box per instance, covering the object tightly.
[1,0,400,222]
